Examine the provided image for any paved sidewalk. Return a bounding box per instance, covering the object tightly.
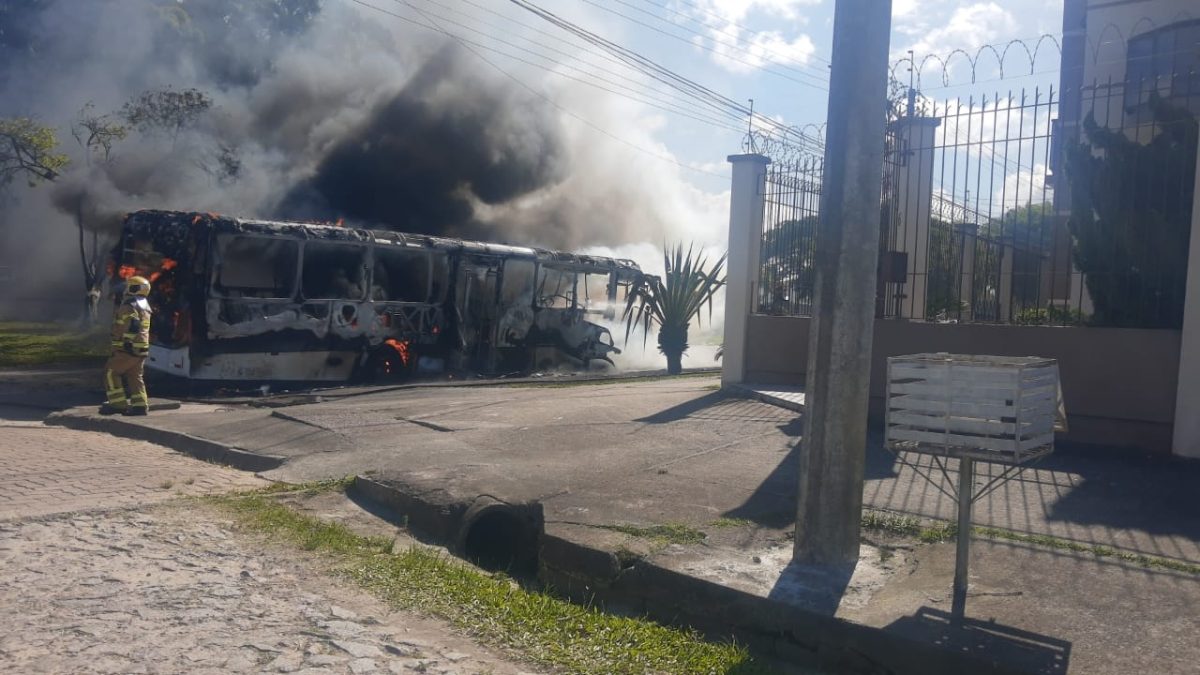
[30,374,1200,674]
[0,423,263,520]
[57,377,1200,564]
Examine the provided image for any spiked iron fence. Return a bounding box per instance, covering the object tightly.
[756,73,1198,329]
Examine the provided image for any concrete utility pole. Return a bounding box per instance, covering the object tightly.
[794,0,893,568]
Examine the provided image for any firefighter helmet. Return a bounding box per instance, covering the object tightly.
[125,275,151,297]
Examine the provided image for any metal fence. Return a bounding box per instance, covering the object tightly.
[757,153,822,316]
[756,72,1199,329]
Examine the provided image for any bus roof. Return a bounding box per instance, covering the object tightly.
[124,209,642,274]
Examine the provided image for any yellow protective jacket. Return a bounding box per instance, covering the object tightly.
[111,296,152,357]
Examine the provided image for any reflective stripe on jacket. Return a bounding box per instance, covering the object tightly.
[110,296,152,356]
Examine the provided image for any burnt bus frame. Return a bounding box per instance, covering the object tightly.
[113,210,643,384]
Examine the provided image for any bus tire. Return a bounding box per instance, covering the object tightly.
[363,346,413,383]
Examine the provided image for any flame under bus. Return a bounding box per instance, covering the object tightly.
[115,210,643,383]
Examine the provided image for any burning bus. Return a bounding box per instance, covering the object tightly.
[111,210,643,383]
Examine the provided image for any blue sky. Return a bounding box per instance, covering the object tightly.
[501,0,1065,181]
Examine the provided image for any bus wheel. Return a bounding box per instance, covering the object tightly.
[365,343,413,383]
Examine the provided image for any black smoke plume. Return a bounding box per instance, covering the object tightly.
[281,47,567,240]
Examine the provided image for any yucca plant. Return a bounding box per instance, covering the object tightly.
[623,243,727,375]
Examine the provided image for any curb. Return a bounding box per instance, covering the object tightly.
[192,369,724,408]
[350,473,1020,675]
[724,383,805,413]
[44,412,285,473]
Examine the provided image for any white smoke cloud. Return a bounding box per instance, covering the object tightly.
[0,0,734,321]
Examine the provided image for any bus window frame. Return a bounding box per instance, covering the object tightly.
[371,243,435,304]
[299,240,370,302]
[211,233,301,301]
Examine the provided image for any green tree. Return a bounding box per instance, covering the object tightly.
[623,244,727,375]
[121,87,213,146]
[70,103,129,323]
[72,102,128,166]
[0,117,68,187]
[1064,95,1197,328]
[759,216,817,314]
[925,217,965,319]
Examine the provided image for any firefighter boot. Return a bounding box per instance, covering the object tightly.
[123,407,148,417]
[98,403,126,415]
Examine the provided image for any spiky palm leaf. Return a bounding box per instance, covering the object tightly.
[623,243,726,372]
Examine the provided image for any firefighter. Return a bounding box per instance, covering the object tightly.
[99,275,153,416]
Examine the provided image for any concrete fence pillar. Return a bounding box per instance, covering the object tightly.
[721,153,770,386]
[998,241,1015,322]
[1173,144,1200,459]
[957,228,976,319]
[891,117,941,320]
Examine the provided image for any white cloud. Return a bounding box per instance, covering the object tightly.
[1000,163,1051,211]
[908,2,1018,57]
[689,0,821,24]
[893,0,920,19]
[707,27,816,73]
[673,0,821,72]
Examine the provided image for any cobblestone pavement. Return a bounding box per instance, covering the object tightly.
[0,423,263,520]
[0,505,538,674]
[0,408,540,674]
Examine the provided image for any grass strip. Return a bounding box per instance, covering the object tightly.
[707,518,754,529]
[601,522,708,545]
[214,492,770,674]
[0,321,109,368]
[861,509,1200,575]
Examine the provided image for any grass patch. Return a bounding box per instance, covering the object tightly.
[861,509,1200,575]
[602,522,707,546]
[232,475,357,497]
[0,321,110,368]
[214,494,769,674]
[973,526,1200,575]
[708,517,754,529]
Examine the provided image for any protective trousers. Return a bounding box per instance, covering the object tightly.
[104,351,148,411]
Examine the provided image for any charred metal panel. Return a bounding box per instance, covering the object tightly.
[120,209,644,382]
[532,309,620,365]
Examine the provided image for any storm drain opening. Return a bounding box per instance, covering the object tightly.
[460,501,542,579]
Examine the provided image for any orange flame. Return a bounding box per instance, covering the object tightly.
[148,257,178,283]
[383,338,412,374]
[117,265,137,280]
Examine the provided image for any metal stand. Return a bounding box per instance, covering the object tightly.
[952,456,973,618]
[884,354,1062,621]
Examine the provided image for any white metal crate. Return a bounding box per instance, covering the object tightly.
[885,353,1059,464]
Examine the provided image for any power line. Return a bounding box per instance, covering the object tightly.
[346,0,732,178]
[646,0,832,66]
[508,0,824,152]
[572,0,830,91]
[406,0,750,131]
[604,0,833,82]
[399,2,748,132]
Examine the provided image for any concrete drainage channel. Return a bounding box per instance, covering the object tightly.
[349,475,1022,675]
[350,477,543,578]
